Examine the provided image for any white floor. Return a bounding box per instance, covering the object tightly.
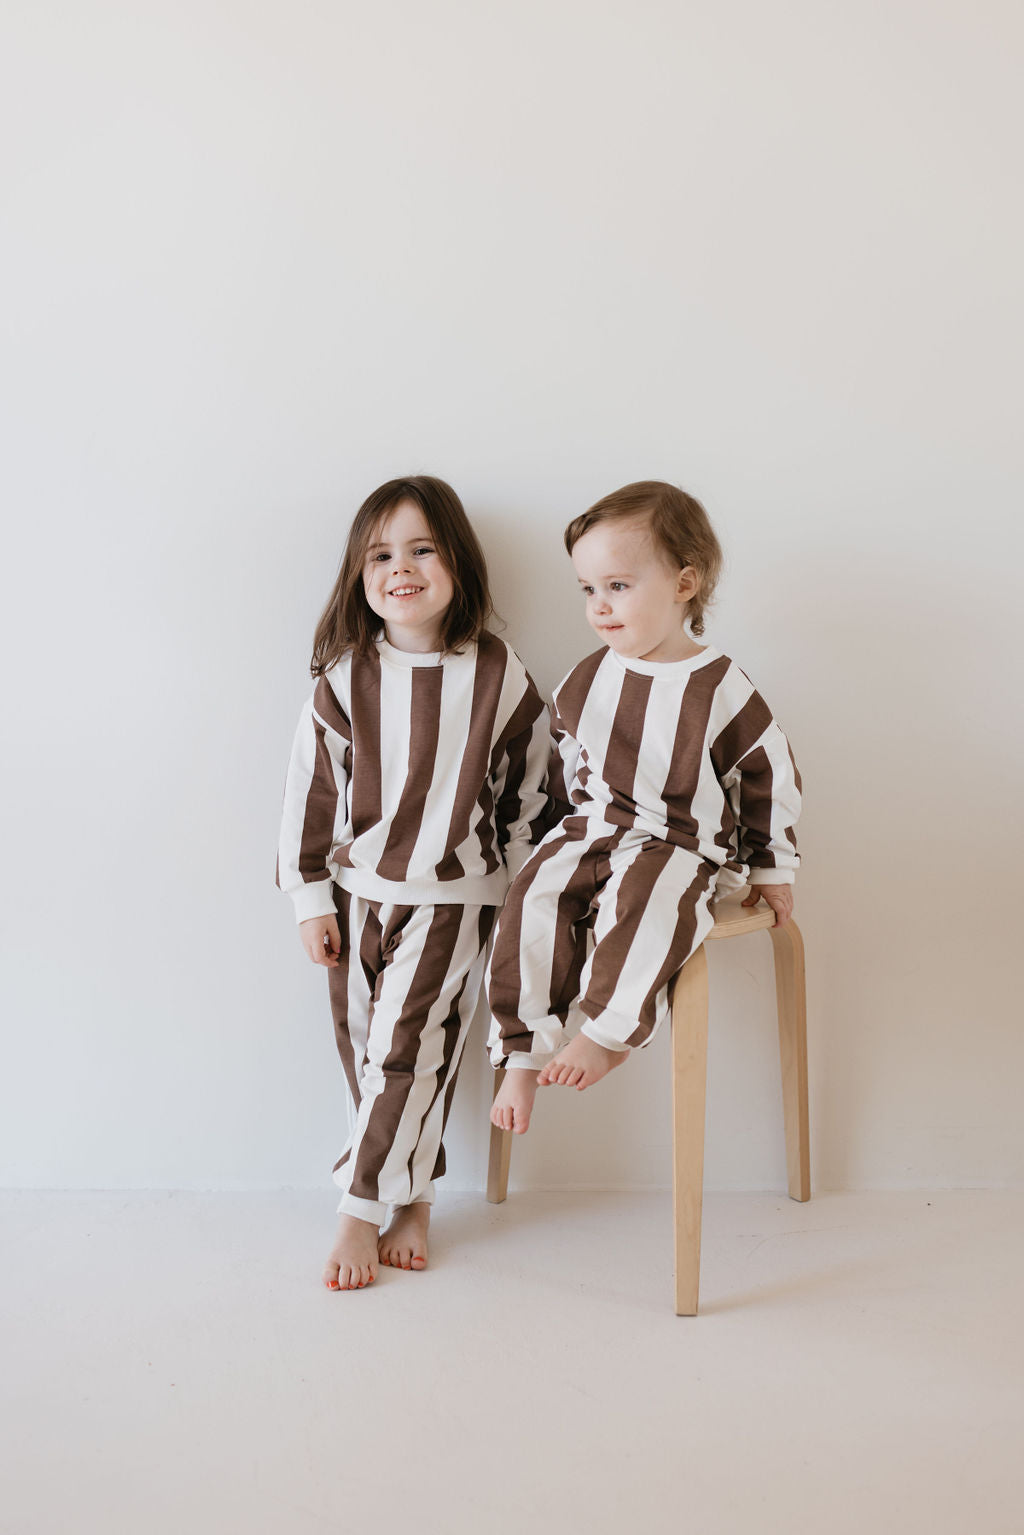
[3,1189,1022,1535]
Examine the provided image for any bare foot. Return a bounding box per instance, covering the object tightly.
[378,1203,429,1270]
[323,1213,379,1290]
[490,1069,540,1134]
[538,1034,627,1089]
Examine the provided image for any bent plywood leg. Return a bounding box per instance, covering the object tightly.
[768,919,810,1202]
[671,946,709,1316]
[486,1068,513,1204]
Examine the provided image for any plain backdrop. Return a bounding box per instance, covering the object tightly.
[2,0,1022,1196]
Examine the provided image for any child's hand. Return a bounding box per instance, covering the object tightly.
[741,883,793,928]
[299,915,344,968]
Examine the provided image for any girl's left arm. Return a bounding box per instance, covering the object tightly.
[492,664,555,880]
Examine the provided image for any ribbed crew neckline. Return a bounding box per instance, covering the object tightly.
[609,644,721,680]
[376,637,443,668]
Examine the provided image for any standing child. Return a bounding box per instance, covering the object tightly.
[488,480,801,1133]
[278,476,551,1288]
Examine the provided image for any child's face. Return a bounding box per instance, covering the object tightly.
[363,500,455,651]
[571,518,700,663]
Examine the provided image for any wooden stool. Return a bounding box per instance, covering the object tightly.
[485,896,809,1315]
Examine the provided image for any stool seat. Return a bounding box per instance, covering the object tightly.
[705,896,778,939]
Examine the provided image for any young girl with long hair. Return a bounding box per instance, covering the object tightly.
[277,476,551,1290]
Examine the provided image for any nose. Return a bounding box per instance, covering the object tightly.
[592,592,611,614]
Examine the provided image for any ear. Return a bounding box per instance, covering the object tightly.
[676,565,699,603]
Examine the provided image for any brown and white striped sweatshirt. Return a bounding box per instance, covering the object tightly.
[277,633,553,922]
[550,645,801,885]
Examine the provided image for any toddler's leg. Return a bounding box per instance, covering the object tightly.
[487,827,625,1130]
[542,844,718,1089]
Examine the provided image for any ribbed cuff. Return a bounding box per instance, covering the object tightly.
[746,869,796,886]
[290,878,338,924]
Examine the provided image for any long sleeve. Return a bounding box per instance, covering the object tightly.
[546,716,582,823]
[491,669,555,880]
[276,676,352,923]
[714,682,801,886]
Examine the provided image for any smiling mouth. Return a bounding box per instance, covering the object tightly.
[388,586,424,598]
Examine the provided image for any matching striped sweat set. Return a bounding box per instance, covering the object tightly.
[487,644,802,1069]
[277,633,551,1224]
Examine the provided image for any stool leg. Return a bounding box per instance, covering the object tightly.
[486,1068,513,1204]
[768,919,810,1202]
[671,945,709,1316]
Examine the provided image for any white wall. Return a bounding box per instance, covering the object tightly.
[2,0,1022,1193]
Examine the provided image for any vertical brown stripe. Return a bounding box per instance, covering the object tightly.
[737,745,776,869]
[376,667,444,881]
[296,717,340,885]
[434,635,508,879]
[488,827,623,1059]
[710,687,773,779]
[626,860,714,1045]
[661,654,732,842]
[601,670,653,825]
[416,907,497,1185]
[350,905,465,1202]
[348,649,383,839]
[312,674,353,741]
[488,832,570,1058]
[326,886,358,1100]
[552,647,606,736]
[550,830,624,1020]
[581,839,678,1026]
[431,908,497,1176]
[490,692,547,864]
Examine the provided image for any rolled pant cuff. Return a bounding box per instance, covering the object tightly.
[500,1051,555,1071]
[579,1004,636,1052]
[335,1191,388,1226]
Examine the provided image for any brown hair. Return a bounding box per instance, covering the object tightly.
[310,476,493,675]
[563,480,723,637]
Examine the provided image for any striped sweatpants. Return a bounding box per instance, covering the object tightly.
[328,886,496,1225]
[487,819,727,1070]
